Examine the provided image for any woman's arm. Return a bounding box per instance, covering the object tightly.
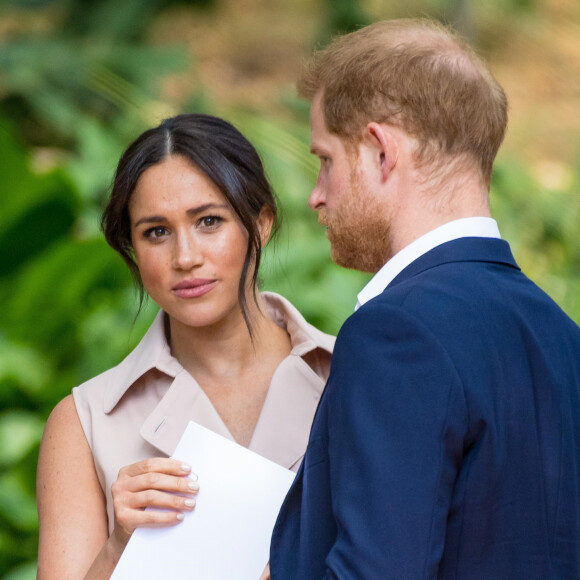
[37,395,110,579]
[37,395,199,580]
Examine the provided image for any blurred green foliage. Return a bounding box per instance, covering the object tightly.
[0,0,579,578]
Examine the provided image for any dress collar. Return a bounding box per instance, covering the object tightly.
[103,292,333,414]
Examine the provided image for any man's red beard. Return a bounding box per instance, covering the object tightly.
[317,178,391,274]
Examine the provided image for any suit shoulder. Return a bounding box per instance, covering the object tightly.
[336,299,446,354]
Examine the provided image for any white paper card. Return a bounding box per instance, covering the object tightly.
[110,421,296,580]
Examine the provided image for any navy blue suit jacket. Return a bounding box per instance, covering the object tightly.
[270,238,580,579]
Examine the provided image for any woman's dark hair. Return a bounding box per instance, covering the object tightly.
[101,113,279,334]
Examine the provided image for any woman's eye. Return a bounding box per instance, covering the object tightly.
[145,226,168,239]
[199,216,222,228]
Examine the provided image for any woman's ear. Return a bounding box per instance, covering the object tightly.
[366,122,398,181]
[257,206,275,248]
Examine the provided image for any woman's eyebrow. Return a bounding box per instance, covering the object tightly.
[133,203,230,227]
[186,202,230,216]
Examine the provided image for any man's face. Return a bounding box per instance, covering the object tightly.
[308,92,390,273]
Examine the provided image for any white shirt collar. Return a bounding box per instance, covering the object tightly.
[355,217,501,310]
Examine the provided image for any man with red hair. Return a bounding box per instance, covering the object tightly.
[270,18,580,579]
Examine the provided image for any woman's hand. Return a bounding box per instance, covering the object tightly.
[110,457,199,550]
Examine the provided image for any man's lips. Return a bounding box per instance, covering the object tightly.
[172,278,217,298]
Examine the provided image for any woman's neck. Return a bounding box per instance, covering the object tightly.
[166,293,293,446]
[167,293,291,381]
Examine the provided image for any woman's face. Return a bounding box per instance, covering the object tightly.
[129,155,269,332]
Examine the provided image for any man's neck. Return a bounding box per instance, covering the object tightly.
[388,168,491,259]
[355,216,501,310]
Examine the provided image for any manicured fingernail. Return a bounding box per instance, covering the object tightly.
[184,499,196,508]
[189,472,198,481]
[176,513,184,521]
[188,480,200,491]
[180,463,191,472]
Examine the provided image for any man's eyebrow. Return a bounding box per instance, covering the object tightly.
[133,203,229,227]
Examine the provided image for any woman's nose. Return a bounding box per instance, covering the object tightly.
[172,232,202,270]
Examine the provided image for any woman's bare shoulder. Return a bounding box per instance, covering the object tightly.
[42,394,84,445]
[38,394,95,491]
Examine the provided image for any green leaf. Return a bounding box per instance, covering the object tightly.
[0,237,131,353]
[0,411,44,467]
[0,193,77,279]
[2,561,37,580]
[0,472,38,531]
[0,338,53,398]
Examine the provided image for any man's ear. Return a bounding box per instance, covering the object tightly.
[366,122,398,181]
[257,205,275,248]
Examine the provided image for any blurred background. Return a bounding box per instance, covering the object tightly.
[0,0,579,577]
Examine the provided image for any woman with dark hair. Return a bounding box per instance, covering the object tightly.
[36,114,334,579]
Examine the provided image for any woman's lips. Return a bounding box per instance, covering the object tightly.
[172,279,217,299]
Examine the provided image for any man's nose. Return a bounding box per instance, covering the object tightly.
[308,183,325,211]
